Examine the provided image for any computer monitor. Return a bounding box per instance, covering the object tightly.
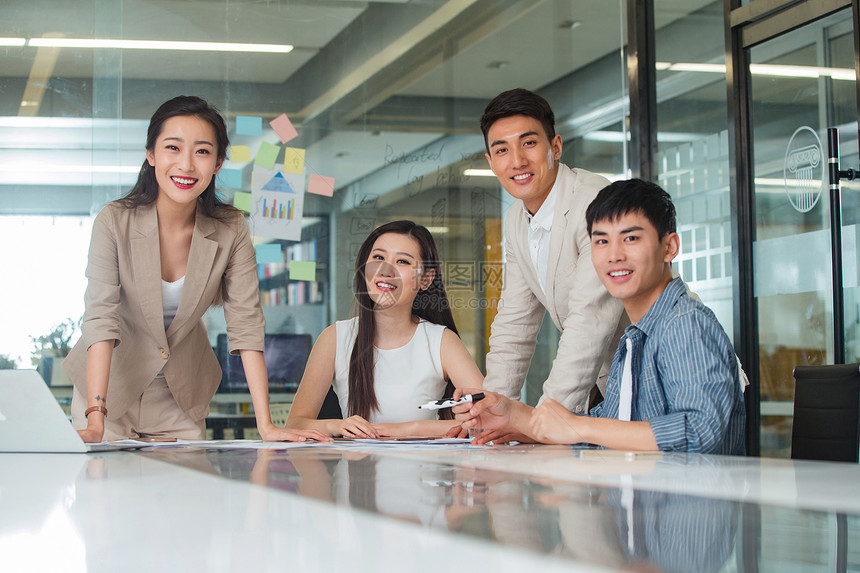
[216,333,313,393]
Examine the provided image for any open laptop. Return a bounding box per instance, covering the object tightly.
[0,369,136,453]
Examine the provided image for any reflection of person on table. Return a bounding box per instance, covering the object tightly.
[287,221,484,438]
[456,179,745,454]
[64,95,326,443]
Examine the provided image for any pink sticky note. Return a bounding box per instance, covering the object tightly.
[269,113,298,144]
[308,174,335,197]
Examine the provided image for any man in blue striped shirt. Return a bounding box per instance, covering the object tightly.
[459,179,745,454]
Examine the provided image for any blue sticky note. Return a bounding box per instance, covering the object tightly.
[236,116,263,136]
[217,168,243,189]
[255,244,282,264]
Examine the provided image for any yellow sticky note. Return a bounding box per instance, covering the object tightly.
[289,261,316,281]
[283,148,305,174]
[232,191,252,212]
[231,145,251,162]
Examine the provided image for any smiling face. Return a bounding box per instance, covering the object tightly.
[484,114,562,214]
[590,211,679,324]
[146,115,223,211]
[363,232,434,311]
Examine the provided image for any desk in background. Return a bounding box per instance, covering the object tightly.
[2,445,859,572]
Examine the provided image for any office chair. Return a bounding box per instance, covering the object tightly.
[318,386,343,420]
[791,363,860,462]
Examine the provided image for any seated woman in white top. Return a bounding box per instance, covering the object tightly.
[287,220,484,438]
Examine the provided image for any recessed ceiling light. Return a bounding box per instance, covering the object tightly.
[559,21,582,30]
[27,38,293,54]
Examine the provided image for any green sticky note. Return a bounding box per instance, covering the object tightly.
[255,141,280,170]
[289,261,316,281]
[232,191,252,212]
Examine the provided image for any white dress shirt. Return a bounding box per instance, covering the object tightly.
[523,174,559,293]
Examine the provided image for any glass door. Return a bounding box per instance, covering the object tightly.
[747,9,859,457]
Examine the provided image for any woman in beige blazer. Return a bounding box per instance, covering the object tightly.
[64,96,326,443]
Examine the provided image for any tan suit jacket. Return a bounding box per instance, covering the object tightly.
[64,201,264,421]
[484,164,627,413]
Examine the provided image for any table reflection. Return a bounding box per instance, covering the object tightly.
[186,448,742,572]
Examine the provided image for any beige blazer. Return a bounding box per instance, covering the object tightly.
[484,164,627,413]
[64,201,264,421]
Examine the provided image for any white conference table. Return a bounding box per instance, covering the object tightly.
[2,442,859,572]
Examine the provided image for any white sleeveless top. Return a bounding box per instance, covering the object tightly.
[333,317,447,423]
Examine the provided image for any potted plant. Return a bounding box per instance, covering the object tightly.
[30,318,79,385]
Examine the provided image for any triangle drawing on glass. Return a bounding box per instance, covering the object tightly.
[261,172,295,193]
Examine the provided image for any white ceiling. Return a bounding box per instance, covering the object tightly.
[0,0,724,205]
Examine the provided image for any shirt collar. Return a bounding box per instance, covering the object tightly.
[625,276,687,338]
[521,171,560,231]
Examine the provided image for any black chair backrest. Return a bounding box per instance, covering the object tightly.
[791,364,860,462]
[318,386,342,420]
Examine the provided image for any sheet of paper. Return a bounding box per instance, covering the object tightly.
[308,174,335,197]
[236,116,262,136]
[255,141,281,170]
[289,260,316,281]
[230,145,252,162]
[255,243,282,264]
[282,147,305,174]
[217,167,243,189]
[250,165,305,242]
[269,113,298,144]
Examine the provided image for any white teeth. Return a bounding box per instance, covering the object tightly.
[172,176,196,185]
[513,174,531,180]
[610,270,631,277]
[376,281,396,289]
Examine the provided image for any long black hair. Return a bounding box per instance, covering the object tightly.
[348,220,458,420]
[116,95,236,218]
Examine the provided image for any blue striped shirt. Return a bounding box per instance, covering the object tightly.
[590,277,745,454]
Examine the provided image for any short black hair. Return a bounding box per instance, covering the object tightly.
[586,179,676,239]
[480,88,556,153]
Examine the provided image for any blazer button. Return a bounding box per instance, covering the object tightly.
[159,348,169,359]
[574,405,583,413]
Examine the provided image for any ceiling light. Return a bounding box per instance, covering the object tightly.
[27,38,293,53]
[486,61,510,69]
[0,37,26,46]
[657,61,855,81]
[463,169,495,177]
[559,21,582,30]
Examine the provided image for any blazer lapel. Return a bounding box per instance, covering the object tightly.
[166,207,218,342]
[129,203,169,350]
[545,164,574,325]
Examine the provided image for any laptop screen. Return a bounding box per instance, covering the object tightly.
[216,333,312,393]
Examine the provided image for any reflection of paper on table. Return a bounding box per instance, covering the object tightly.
[111,439,192,449]
[182,440,322,450]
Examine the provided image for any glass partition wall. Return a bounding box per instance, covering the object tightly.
[0,0,635,413]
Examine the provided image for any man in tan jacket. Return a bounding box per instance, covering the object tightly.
[479,88,625,441]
